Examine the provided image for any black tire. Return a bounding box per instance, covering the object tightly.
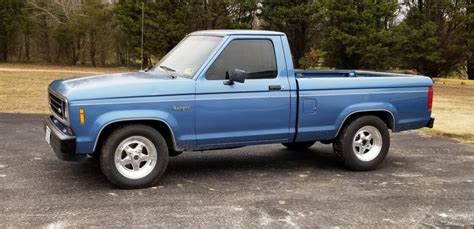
[169,150,183,157]
[332,143,343,159]
[333,116,390,171]
[100,125,169,189]
[282,141,316,150]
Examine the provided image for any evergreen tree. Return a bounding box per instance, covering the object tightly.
[397,0,469,77]
[114,0,258,66]
[320,0,398,70]
[259,0,322,68]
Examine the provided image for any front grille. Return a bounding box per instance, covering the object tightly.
[48,91,67,123]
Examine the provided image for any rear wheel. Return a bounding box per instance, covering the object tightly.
[100,125,168,189]
[282,141,316,150]
[333,116,390,171]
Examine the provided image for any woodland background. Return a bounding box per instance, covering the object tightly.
[0,0,473,78]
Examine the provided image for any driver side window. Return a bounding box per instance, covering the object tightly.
[206,39,277,80]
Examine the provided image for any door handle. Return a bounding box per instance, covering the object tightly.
[269,85,283,91]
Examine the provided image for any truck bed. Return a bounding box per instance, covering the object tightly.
[293,70,433,142]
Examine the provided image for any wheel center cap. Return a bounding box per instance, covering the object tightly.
[133,155,140,160]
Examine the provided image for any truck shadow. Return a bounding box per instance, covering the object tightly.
[167,146,344,175]
[69,144,348,189]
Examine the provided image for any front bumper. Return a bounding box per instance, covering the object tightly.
[44,116,79,161]
[426,117,435,128]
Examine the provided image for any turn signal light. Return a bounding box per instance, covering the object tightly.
[79,108,85,125]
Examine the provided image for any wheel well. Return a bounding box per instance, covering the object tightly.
[93,120,176,155]
[341,111,395,132]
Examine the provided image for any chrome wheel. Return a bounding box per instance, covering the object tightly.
[352,126,382,162]
[114,136,157,180]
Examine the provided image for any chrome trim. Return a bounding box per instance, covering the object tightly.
[334,109,396,138]
[299,90,426,97]
[198,138,287,147]
[74,94,290,106]
[48,89,70,126]
[92,118,177,152]
[74,98,194,106]
[45,116,75,141]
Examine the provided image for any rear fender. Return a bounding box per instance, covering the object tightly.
[334,103,398,138]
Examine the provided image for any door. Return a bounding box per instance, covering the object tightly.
[195,36,291,148]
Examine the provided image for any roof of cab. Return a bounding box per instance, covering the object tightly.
[189,30,285,36]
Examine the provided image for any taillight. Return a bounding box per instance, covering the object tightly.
[428,86,433,110]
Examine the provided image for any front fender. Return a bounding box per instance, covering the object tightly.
[89,110,178,151]
[71,106,189,155]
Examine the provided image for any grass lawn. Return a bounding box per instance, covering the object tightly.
[0,63,132,114]
[1,63,473,143]
[421,80,474,144]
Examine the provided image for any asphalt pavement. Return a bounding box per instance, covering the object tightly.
[1,113,473,227]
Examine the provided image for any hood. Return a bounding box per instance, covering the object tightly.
[48,71,194,101]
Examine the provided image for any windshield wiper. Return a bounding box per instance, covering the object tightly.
[158,65,178,79]
[159,65,176,72]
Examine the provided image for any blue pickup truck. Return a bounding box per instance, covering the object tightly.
[45,30,434,188]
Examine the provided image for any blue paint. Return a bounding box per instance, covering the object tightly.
[47,30,433,156]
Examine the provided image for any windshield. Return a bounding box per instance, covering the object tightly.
[155,35,223,79]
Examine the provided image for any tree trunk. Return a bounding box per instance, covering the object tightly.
[39,16,51,63]
[142,54,149,68]
[24,34,30,62]
[468,0,474,80]
[1,41,7,61]
[418,0,423,12]
[468,60,474,80]
[89,38,96,67]
[1,51,7,62]
[71,38,81,65]
[17,34,23,61]
[417,63,425,75]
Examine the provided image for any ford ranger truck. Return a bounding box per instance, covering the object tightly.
[44,30,435,189]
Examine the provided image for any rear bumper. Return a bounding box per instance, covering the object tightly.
[44,116,80,161]
[426,117,435,128]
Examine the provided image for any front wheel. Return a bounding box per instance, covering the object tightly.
[333,116,390,171]
[100,125,169,189]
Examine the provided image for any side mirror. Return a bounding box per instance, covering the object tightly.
[224,69,247,85]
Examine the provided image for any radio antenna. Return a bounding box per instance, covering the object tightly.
[140,1,144,70]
